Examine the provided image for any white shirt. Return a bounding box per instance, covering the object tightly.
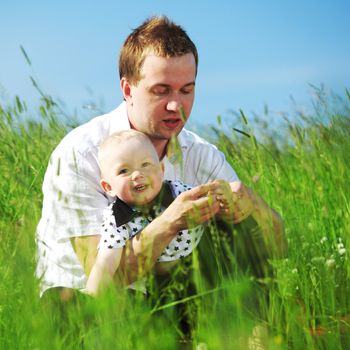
[35,102,238,295]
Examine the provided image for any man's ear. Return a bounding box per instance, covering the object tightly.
[100,179,113,195]
[120,77,132,101]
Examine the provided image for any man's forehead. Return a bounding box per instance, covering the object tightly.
[139,54,196,85]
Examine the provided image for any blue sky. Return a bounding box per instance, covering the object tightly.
[1,0,349,129]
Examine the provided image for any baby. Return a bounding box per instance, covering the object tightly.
[86,129,223,295]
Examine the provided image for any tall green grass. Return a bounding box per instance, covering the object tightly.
[1,87,349,349]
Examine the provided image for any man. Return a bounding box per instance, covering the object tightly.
[36,16,286,299]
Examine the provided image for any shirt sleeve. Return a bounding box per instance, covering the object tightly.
[40,142,109,240]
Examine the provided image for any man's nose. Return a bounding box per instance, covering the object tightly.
[166,94,182,112]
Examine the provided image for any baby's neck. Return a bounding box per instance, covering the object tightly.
[131,189,163,216]
[132,201,155,217]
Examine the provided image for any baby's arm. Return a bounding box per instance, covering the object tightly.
[86,247,123,296]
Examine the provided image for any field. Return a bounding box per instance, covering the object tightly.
[1,87,350,349]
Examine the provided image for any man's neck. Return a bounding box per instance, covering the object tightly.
[149,138,169,160]
[126,105,169,160]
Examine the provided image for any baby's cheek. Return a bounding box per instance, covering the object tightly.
[118,183,133,201]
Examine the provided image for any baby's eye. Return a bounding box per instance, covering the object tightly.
[119,168,128,175]
[142,162,151,167]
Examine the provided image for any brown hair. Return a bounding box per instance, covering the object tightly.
[119,16,198,85]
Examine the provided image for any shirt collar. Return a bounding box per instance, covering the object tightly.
[112,181,175,227]
[109,101,131,134]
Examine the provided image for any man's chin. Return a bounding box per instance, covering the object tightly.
[156,122,185,138]
[159,129,183,141]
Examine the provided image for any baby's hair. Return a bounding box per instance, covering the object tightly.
[98,129,158,176]
[100,129,151,149]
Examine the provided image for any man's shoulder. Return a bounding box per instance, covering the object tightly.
[176,128,238,183]
[179,128,219,156]
[54,103,127,157]
[178,128,210,147]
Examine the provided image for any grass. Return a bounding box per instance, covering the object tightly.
[1,87,350,349]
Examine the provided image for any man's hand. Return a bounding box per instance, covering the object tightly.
[210,180,255,224]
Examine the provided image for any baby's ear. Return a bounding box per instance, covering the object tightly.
[100,179,113,195]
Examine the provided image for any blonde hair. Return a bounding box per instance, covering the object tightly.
[98,130,158,175]
[119,16,198,85]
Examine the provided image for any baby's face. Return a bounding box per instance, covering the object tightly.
[101,137,163,206]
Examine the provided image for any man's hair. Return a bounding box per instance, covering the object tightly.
[119,16,198,85]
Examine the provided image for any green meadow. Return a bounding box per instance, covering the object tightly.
[1,86,350,349]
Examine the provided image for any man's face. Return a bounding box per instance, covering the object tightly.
[123,53,196,143]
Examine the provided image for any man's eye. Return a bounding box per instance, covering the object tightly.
[151,87,168,95]
[119,168,128,175]
[142,162,151,167]
[181,87,194,95]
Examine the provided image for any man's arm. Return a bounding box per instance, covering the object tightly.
[213,180,287,258]
[245,186,286,257]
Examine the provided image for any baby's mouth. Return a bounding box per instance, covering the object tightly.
[134,184,147,192]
